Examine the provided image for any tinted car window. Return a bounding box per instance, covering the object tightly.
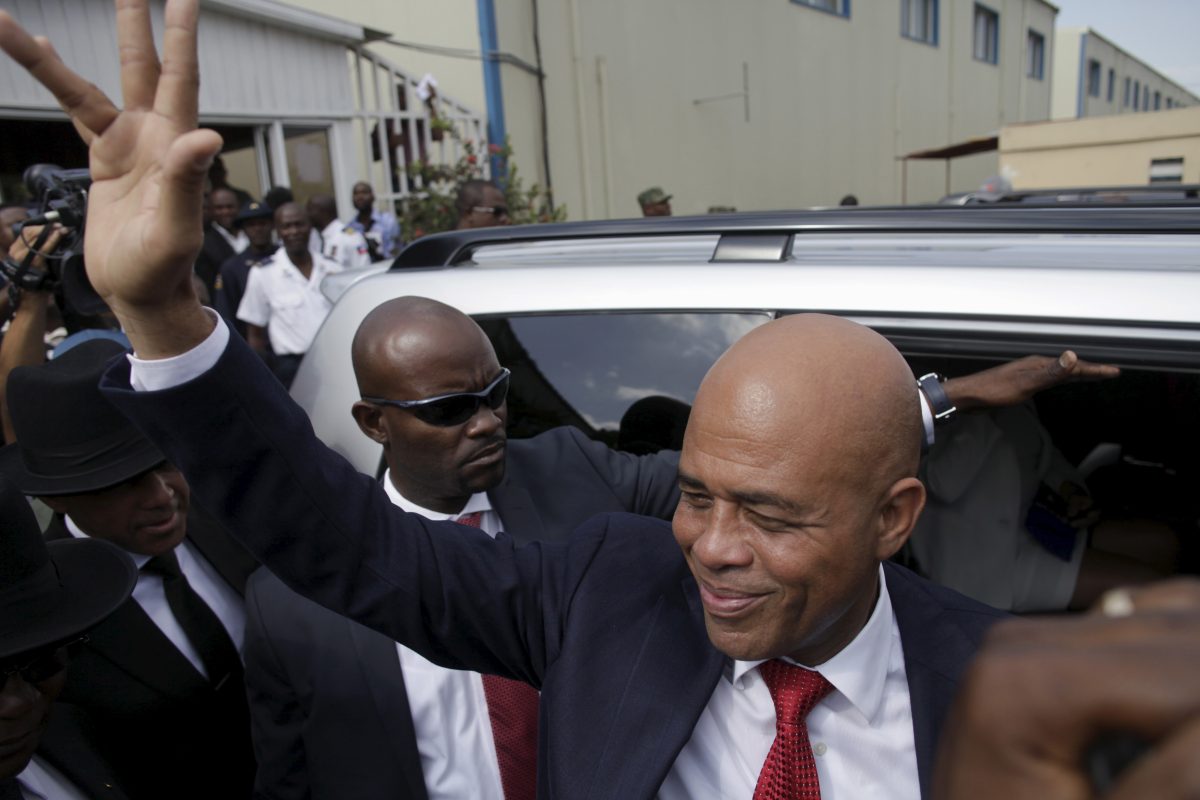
[477,312,771,448]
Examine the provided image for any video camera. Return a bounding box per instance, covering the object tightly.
[2,164,107,315]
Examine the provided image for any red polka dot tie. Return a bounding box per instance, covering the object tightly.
[752,659,835,800]
[456,511,539,800]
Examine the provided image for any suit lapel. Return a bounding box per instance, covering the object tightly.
[886,563,977,800]
[489,485,546,545]
[185,500,259,595]
[347,621,429,800]
[583,573,724,800]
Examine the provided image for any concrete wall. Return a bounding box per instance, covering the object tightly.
[277,0,486,114]
[1051,27,1199,120]
[1001,105,1200,187]
[492,0,1056,219]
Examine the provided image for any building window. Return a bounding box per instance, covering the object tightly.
[1107,68,1115,102]
[1167,98,1174,109]
[973,4,999,64]
[1149,157,1183,184]
[791,0,850,17]
[1026,29,1044,79]
[1143,89,1150,111]
[901,0,937,45]
[1134,81,1140,109]
[1086,60,1101,97]
[1154,91,1162,110]
[1123,76,1131,107]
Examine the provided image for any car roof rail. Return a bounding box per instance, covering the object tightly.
[389,206,1200,271]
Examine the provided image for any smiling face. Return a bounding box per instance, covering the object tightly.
[43,463,190,557]
[673,314,925,666]
[351,298,508,514]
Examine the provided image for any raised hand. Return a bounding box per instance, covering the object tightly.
[0,0,220,356]
[943,350,1121,412]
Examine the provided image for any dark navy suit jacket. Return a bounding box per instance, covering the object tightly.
[243,426,680,800]
[103,333,1006,800]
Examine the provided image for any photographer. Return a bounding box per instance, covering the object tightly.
[0,222,67,442]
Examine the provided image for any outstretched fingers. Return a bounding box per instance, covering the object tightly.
[153,0,201,131]
[155,128,224,250]
[0,13,119,136]
[116,0,162,111]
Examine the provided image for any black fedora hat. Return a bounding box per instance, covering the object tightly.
[0,474,135,659]
[0,339,166,496]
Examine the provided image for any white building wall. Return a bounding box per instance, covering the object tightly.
[275,0,486,115]
[0,0,355,118]
[495,0,1056,218]
[1051,27,1199,120]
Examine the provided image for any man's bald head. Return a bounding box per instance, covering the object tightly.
[351,297,494,396]
[697,313,923,491]
[675,314,926,665]
[350,297,508,514]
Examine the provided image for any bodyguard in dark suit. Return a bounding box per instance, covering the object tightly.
[0,340,258,800]
[0,474,137,799]
[244,298,679,799]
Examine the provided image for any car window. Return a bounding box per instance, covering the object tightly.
[476,312,771,448]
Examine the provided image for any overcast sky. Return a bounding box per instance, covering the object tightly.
[1052,0,1200,94]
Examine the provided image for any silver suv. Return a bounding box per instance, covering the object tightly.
[293,206,1200,604]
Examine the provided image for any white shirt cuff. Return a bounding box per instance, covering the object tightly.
[919,390,935,448]
[127,308,230,391]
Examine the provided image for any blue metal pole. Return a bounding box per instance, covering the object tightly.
[477,0,508,183]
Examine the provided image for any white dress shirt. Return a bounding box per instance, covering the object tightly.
[236,249,342,355]
[659,566,920,800]
[65,516,246,679]
[16,756,89,800]
[383,472,508,800]
[212,222,249,255]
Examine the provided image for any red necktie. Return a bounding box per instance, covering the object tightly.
[456,511,540,800]
[753,659,835,800]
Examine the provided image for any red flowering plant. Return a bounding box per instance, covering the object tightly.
[397,135,565,240]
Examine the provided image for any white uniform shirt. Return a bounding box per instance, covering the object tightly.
[236,249,342,355]
[382,472,508,800]
[319,219,371,268]
[65,516,246,679]
[659,566,920,800]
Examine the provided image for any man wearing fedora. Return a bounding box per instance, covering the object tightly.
[0,339,259,800]
[214,201,278,339]
[0,473,137,799]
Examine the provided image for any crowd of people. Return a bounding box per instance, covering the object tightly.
[0,2,1198,799]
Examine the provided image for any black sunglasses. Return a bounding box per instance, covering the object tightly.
[363,368,511,427]
[1,635,87,685]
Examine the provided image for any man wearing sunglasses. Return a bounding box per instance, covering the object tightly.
[456,180,511,230]
[0,474,137,799]
[242,296,681,800]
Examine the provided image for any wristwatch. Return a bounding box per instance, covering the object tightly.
[917,373,956,422]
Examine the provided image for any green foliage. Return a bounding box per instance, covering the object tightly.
[397,135,566,240]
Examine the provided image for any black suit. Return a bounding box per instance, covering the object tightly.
[103,333,1007,800]
[244,428,680,799]
[194,223,237,301]
[44,504,259,800]
[21,704,131,800]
